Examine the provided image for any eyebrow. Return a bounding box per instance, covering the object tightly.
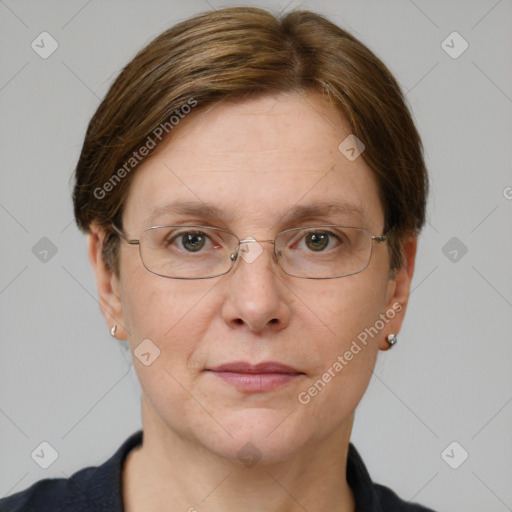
[278,201,365,225]
[146,200,366,227]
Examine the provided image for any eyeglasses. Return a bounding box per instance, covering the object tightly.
[110,223,389,280]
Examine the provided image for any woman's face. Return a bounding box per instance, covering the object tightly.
[91,90,415,463]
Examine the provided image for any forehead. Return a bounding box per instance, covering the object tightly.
[123,91,385,233]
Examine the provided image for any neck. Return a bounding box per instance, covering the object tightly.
[122,401,356,512]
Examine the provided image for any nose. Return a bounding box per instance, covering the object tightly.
[221,239,291,333]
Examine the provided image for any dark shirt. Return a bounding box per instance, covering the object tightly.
[0,430,436,511]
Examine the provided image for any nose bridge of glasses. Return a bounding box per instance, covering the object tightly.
[238,237,275,245]
[237,238,276,258]
[230,237,277,265]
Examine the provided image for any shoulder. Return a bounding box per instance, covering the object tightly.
[0,430,143,512]
[374,483,437,512]
[347,443,438,512]
[0,466,96,512]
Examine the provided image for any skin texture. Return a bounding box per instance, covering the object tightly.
[88,90,417,512]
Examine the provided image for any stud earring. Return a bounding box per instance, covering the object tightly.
[387,334,397,347]
[110,325,117,337]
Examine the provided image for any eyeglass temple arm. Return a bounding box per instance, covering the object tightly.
[110,223,140,245]
[373,224,396,244]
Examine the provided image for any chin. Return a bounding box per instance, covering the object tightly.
[193,407,313,466]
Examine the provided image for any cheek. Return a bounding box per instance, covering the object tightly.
[120,276,214,412]
[295,275,388,408]
[119,246,197,335]
[119,256,223,377]
[308,273,388,348]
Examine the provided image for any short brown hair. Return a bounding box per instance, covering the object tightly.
[73,6,428,273]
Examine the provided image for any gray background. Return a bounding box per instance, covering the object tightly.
[1,1,511,510]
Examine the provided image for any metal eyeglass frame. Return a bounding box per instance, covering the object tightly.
[109,222,389,280]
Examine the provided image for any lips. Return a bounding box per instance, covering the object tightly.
[206,361,304,392]
[209,361,302,374]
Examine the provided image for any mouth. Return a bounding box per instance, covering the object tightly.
[205,361,305,392]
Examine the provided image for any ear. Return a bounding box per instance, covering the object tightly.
[88,223,128,340]
[379,234,417,351]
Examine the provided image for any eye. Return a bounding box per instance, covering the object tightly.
[164,230,218,253]
[304,231,330,251]
[301,231,340,252]
[179,232,206,252]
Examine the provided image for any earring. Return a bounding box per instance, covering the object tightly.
[110,325,117,337]
[387,334,397,347]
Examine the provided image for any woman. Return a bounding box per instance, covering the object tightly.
[0,7,435,512]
